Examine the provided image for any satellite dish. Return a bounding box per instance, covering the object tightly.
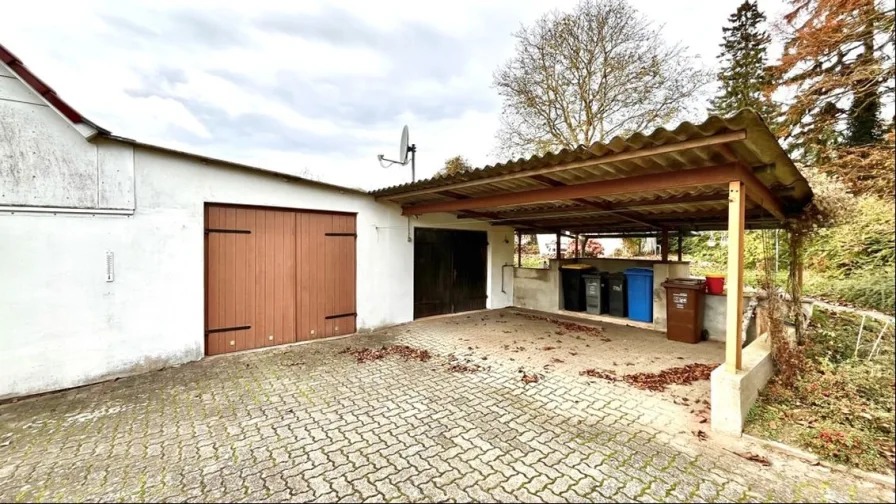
[377,125,418,182]
[399,125,409,164]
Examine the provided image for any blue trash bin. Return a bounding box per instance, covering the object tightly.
[624,267,654,322]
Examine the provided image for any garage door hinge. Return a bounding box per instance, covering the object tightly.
[206,325,251,334]
[325,312,357,319]
[205,228,252,235]
[325,232,357,237]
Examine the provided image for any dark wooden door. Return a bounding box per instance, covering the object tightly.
[451,230,488,313]
[413,228,487,319]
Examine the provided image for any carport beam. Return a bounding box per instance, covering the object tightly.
[726,181,745,372]
[661,230,669,262]
[677,232,683,262]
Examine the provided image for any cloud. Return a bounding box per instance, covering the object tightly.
[1,0,740,190]
[98,9,249,50]
[164,100,376,155]
[253,6,469,81]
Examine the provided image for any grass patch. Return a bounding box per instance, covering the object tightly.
[745,307,895,474]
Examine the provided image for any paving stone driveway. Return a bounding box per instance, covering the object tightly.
[1,310,892,503]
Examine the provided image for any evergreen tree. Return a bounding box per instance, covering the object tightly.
[845,11,884,147]
[710,1,777,122]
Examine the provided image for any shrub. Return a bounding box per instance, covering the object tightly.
[803,269,896,314]
[806,196,895,277]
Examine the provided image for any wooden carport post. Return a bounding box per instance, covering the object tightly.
[677,232,683,262]
[726,181,745,372]
[661,230,669,262]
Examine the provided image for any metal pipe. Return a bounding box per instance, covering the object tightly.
[501,264,514,293]
[410,144,416,182]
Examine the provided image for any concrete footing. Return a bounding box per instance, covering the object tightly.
[710,340,774,436]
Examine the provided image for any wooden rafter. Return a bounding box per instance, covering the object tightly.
[443,191,560,234]
[403,161,786,223]
[520,209,767,230]
[482,191,729,223]
[735,164,785,220]
[527,174,659,230]
[377,131,748,201]
[402,162,741,216]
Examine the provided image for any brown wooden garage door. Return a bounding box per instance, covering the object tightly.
[205,204,356,356]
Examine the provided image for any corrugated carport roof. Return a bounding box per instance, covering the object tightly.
[372,110,813,234]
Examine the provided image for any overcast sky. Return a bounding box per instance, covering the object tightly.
[1,0,789,190]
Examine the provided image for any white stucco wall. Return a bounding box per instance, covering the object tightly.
[1,134,513,400]
[0,62,133,211]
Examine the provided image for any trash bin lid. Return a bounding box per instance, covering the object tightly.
[661,278,706,290]
[582,274,600,279]
[560,263,594,270]
[624,267,654,276]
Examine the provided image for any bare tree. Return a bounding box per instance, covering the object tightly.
[439,155,473,176]
[493,0,713,158]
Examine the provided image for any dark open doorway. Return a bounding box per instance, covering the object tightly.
[413,228,487,319]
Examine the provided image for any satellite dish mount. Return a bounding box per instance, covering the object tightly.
[377,125,417,182]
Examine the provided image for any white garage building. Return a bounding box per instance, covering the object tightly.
[0,45,515,400]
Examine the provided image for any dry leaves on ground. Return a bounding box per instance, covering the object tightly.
[340,345,432,364]
[520,313,605,337]
[521,372,541,384]
[695,430,708,441]
[735,452,771,466]
[579,363,719,392]
[580,368,618,381]
[447,363,484,373]
[621,363,718,392]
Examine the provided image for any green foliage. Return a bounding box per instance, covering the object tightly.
[621,237,644,257]
[804,270,896,315]
[682,232,727,265]
[806,197,896,276]
[439,155,472,177]
[683,195,894,313]
[846,89,884,147]
[745,307,895,473]
[711,1,778,122]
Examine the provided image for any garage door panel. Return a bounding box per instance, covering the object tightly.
[296,212,308,342]
[414,228,487,319]
[207,328,252,356]
[324,214,356,337]
[253,209,267,350]
[206,205,355,355]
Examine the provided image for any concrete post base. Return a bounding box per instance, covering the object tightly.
[710,340,775,436]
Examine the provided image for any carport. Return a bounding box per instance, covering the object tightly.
[372,110,814,434]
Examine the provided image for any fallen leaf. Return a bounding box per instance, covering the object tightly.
[340,345,432,364]
[735,452,771,467]
[522,373,541,384]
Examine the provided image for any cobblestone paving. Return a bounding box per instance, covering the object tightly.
[1,310,892,503]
